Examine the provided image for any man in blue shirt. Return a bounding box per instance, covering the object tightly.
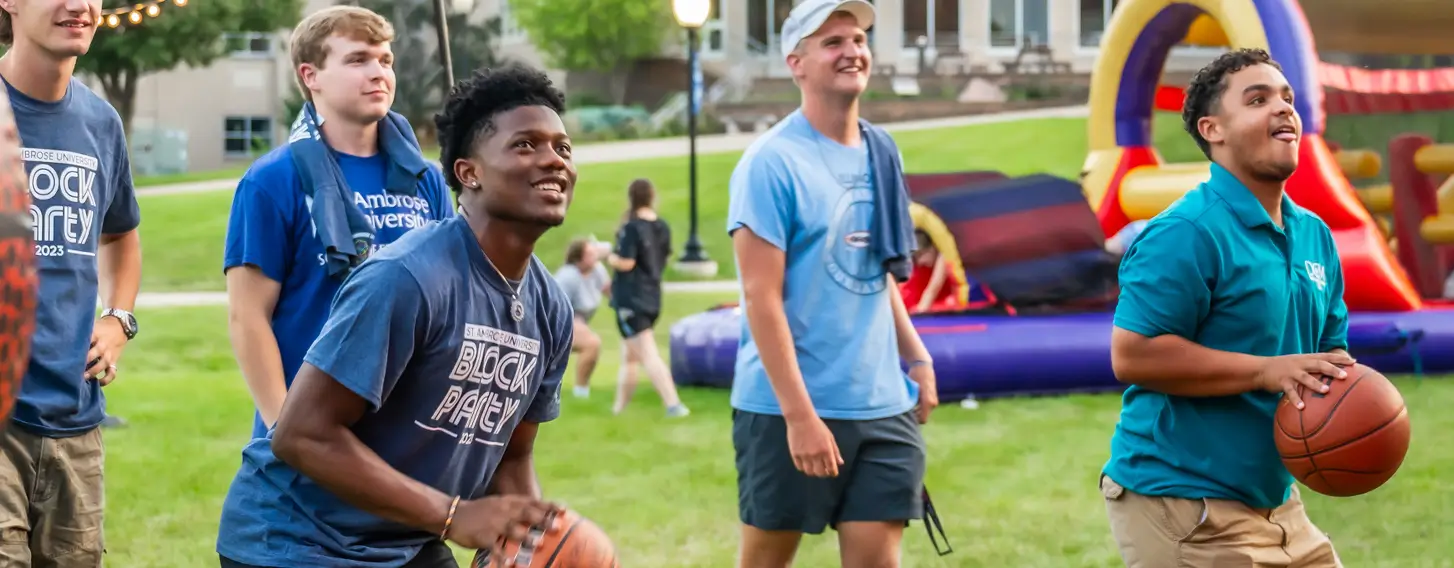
[1103,48,1354,567]
[0,1,143,564]
[725,1,938,566]
[216,64,576,568]
[223,6,453,439]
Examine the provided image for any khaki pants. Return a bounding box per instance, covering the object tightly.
[1101,475,1340,568]
[0,426,105,568]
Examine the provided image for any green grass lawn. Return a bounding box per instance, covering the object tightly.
[98,290,1454,567]
[133,112,1204,293]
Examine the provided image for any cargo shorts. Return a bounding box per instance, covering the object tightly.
[0,426,106,567]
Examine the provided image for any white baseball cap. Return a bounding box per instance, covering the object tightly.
[779,0,876,59]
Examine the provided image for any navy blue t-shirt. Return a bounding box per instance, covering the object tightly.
[7,77,140,437]
[222,143,454,438]
[216,215,574,568]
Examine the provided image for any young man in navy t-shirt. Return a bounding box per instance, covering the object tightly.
[0,1,143,564]
[216,64,578,568]
[223,6,453,439]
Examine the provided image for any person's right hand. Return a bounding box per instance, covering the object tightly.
[1253,352,1357,410]
[785,415,843,478]
[445,495,558,555]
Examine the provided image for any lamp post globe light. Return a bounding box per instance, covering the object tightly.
[671,0,718,278]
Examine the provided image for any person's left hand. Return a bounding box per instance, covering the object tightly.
[85,316,130,386]
[909,363,939,424]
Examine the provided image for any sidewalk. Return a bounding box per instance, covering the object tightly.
[135,105,1089,197]
[129,279,742,308]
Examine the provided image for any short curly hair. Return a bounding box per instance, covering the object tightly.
[434,64,567,193]
[1182,48,1283,159]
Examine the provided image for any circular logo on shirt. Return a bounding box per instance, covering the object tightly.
[823,187,886,295]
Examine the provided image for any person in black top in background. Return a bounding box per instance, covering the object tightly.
[608,178,690,418]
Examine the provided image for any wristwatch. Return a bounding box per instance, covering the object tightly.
[101,308,139,340]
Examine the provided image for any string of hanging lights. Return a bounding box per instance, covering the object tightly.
[101,0,191,28]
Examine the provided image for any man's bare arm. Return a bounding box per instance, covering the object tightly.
[1110,328,1351,398]
[98,229,142,311]
[886,276,931,365]
[227,266,288,428]
[488,422,543,499]
[272,364,454,533]
[733,227,815,422]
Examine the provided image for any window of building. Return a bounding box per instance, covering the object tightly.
[903,0,961,50]
[223,32,274,57]
[1079,0,1118,47]
[989,0,1049,50]
[746,0,873,55]
[225,117,274,158]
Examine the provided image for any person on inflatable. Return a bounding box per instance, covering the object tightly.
[900,230,964,313]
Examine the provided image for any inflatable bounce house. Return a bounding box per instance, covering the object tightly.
[669,0,1454,403]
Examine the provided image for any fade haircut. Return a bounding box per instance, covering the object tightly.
[1181,48,1282,159]
[434,63,567,193]
[288,5,395,101]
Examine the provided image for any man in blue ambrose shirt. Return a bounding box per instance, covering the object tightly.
[1101,49,1354,567]
[223,6,453,439]
[215,64,575,568]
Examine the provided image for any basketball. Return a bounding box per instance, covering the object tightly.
[471,507,619,568]
[1274,363,1411,497]
[0,88,38,435]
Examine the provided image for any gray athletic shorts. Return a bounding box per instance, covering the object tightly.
[732,409,926,534]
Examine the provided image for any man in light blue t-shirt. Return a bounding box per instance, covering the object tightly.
[223,6,453,439]
[724,1,939,566]
[216,64,576,568]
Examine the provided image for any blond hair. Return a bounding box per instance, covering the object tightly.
[289,5,395,101]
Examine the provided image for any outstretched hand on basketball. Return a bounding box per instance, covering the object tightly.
[447,495,559,556]
[786,415,843,478]
[1253,351,1357,410]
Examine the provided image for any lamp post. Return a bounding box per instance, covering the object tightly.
[432,0,477,96]
[672,0,717,277]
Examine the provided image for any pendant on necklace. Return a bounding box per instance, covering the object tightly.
[510,296,525,322]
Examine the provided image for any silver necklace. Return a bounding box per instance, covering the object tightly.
[463,208,527,322]
[487,259,526,322]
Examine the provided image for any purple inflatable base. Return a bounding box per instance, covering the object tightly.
[668,306,1454,403]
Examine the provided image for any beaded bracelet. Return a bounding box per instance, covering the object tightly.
[440,495,461,541]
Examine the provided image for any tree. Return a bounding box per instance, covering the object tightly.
[76,0,305,137]
[351,0,500,145]
[508,0,671,103]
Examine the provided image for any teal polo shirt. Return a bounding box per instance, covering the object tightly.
[1103,163,1350,509]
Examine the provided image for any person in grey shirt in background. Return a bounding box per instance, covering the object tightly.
[554,237,612,398]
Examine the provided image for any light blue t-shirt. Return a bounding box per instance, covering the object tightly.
[725,110,917,421]
[216,215,574,568]
[1104,163,1349,509]
[7,77,140,437]
[223,143,454,438]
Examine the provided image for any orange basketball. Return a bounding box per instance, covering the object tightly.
[0,87,38,434]
[471,507,619,568]
[1274,363,1411,497]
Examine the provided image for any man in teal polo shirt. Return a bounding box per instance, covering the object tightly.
[1100,48,1355,567]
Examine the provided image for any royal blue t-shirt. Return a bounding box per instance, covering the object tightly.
[222,144,454,437]
[7,77,140,437]
[216,215,574,567]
